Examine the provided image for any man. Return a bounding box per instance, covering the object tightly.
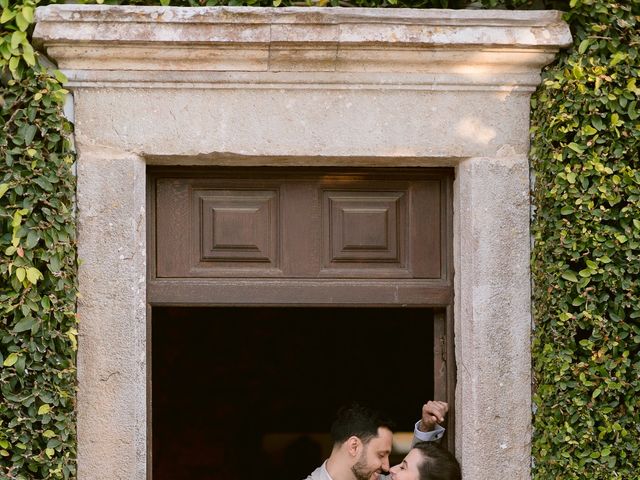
[305,401,448,480]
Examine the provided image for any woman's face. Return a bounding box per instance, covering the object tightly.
[389,448,423,480]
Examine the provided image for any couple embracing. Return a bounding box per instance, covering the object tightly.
[306,401,460,480]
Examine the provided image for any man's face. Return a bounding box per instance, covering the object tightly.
[389,448,423,480]
[350,427,393,480]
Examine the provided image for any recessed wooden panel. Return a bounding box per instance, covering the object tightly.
[152,168,451,287]
[199,190,277,264]
[324,191,405,267]
[341,208,390,252]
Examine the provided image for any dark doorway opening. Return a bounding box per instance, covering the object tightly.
[152,307,435,480]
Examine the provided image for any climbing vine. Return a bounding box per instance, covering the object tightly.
[530,1,640,478]
[1,2,77,478]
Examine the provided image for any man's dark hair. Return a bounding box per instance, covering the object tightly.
[329,403,395,445]
[413,442,461,480]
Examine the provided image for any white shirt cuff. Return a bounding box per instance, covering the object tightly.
[413,420,445,442]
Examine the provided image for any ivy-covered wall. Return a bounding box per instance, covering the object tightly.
[530,1,640,478]
[1,0,638,479]
[1,1,77,479]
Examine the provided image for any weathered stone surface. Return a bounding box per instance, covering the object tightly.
[71,88,532,160]
[34,5,570,47]
[33,6,571,480]
[76,147,146,480]
[34,5,571,87]
[454,155,533,478]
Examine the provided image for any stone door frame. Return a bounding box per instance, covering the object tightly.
[33,6,571,479]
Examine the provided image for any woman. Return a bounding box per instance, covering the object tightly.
[388,442,461,480]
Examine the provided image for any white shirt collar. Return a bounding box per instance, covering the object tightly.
[322,460,335,480]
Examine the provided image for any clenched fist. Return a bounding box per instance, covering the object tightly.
[418,400,448,432]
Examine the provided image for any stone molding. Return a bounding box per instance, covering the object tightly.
[34,5,571,91]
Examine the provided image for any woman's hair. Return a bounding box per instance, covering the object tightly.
[413,442,461,480]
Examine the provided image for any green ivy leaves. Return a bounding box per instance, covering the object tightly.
[1,2,78,474]
[0,0,39,79]
[531,0,640,478]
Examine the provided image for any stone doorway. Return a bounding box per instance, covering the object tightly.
[33,6,571,479]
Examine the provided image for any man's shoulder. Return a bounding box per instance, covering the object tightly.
[305,464,330,480]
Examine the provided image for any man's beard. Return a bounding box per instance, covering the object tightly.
[351,451,381,480]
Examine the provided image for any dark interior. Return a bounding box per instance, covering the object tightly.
[152,307,435,480]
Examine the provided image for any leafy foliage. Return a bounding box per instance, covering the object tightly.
[2,0,639,478]
[2,1,78,478]
[530,1,640,478]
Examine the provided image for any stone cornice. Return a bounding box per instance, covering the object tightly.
[34,5,572,90]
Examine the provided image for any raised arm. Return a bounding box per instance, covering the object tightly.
[413,401,447,443]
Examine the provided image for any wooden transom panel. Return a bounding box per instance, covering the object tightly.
[153,169,451,280]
